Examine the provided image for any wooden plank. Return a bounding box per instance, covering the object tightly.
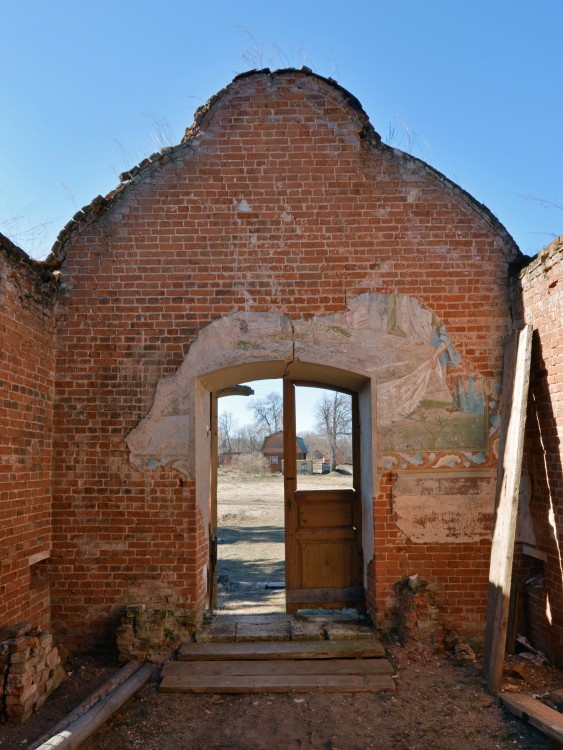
[284,379,299,613]
[209,392,218,612]
[163,658,394,677]
[505,578,521,655]
[501,693,563,747]
[160,671,395,694]
[286,586,364,604]
[483,325,532,694]
[521,543,547,561]
[215,385,254,398]
[351,391,363,587]
[178,638,385,661]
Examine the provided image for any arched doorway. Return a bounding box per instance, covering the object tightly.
[124,296,494,630]
[202,361,375,616]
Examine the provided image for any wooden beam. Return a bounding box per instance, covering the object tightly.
[178,638,385,661]
[209,392,218,612]
[163,659,394,677]
[284,380,298,612]
[33,664,153,750]
[215,385,254,398]
[501,693,563,747]
[30,661,143,750]
[160,671,396,694]
[483,325,532,694]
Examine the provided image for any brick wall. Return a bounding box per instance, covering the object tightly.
[374,472,491,637]
[0,236,57,630]
[517,236,563,667]
[49,69,518,649]
[0,621,66,724]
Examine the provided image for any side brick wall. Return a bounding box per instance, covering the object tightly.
[0,238,57,630]
[517,236,563,667]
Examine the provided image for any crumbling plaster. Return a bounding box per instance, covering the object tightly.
[127,292,499,557]
[392,472,495,543]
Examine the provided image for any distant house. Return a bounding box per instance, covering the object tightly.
[261,431,308,473]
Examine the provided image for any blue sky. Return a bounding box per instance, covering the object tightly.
[2,1,562,428]
[1,1,562,259]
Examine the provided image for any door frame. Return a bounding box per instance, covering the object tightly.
[199,360,376,615]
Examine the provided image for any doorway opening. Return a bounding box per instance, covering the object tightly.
[209,376,363,617]
[215,378,286,614]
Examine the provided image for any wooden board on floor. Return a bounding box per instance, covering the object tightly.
[178,638,385,661]
[160,662,395,693]
[501,693,563,747]
[163,658,394,678]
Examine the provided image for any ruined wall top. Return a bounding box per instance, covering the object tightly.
[47,67,520,265]
[0,231,59,300]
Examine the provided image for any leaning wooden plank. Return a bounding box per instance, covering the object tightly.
[162,658,394,677]
[178,638,385,661]
[160,672,396,694]
[501,693,563,747]
[483,325,532,694]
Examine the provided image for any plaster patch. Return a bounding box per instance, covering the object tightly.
[392,472,495,543]
[125,294,496,477]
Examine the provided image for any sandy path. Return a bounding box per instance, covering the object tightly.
[215,471,353,614]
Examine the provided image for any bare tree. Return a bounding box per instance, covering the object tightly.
[218,410,237,453]
[300,430,329,460]
[314,391,352,472]
[248,392,283,435]
[234,424,264,454]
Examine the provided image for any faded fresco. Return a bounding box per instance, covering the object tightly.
[127,293,497,475]
[370,294,487,452]
[292,293,491,465]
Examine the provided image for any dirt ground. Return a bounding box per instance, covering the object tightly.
[2,471,562,750]
[215,468,353,614]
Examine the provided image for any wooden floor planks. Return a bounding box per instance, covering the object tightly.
[177,638,385,662]
[161,661,395,694]
[164,638,394,694]
[164,658,394,678]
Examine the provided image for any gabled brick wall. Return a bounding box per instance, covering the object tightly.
[44,69,519,650]
[0,236,57,630]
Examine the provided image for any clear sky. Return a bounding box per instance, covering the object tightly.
[221,381,332,435]
[2,2,562,426]
[1,1,562,259]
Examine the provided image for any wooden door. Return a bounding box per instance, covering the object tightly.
[283,381,364,613]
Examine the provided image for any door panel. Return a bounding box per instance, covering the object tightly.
[297,490,355,528]
[300,541,356,587]
[284,381,364,613]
